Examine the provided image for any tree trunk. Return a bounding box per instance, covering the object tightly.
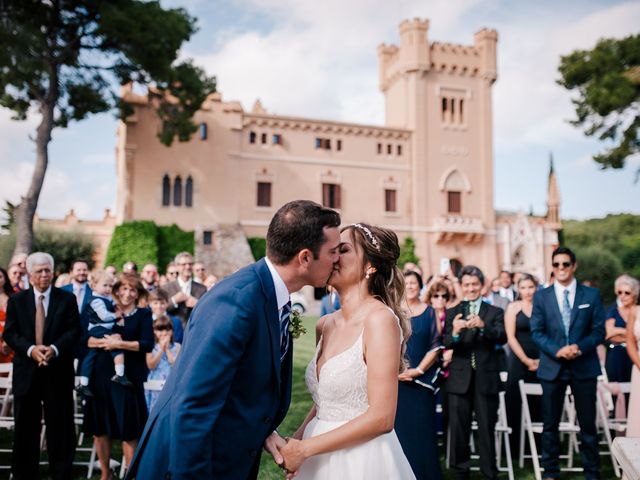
[13,99,56,256]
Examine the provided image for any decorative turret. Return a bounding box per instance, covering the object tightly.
[546,153,561,226]
[473,28,498,83]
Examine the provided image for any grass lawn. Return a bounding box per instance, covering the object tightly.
[0,315,615,479]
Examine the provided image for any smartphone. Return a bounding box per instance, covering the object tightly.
[439,257,450,275]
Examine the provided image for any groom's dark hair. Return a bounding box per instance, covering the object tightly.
[267,200,341,265]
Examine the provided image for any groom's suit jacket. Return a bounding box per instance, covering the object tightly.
[530,283,605,381]
[126,258,293,480]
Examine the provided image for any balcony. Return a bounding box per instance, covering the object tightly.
[433,215,485,243]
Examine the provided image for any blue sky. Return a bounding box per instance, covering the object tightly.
[1,0,638,221]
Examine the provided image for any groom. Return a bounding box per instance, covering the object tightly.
[126,200,341,479]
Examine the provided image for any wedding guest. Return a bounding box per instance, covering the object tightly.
[161,252,206,328]
[504,273,540,456]
[499,270,516,302]
[105,265,117,276]
[604,275,638,386]
[193,262,207,284]
[148,289,184,344]
[444,265,506,480]
[10,253,29,290]
[624,279,640,436]
[7,264,23,293]
[145,315,180,411]
[530,247,605,480]
[61,259,92,313]
[123,261,138,274]
[486,277,510,311]
[0,268,14,363]
[395,271,443,480]
[83,273,153,480]
[319,285,340,316]
[140,264,159,293]
[4,252,81,480]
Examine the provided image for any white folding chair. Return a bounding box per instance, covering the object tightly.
[0,369,14,473]
[518,380,581,480]
[596,381,631,478]
[0,363,13,417]
[445,390,514,480]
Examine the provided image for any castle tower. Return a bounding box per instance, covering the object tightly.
[546,153,561,227]
[378,18,499,273]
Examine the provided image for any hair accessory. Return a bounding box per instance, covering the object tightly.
[351,223,380,251]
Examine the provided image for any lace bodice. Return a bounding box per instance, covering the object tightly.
[305,331,369,422]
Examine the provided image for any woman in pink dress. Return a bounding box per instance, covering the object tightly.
[622,275,640,437]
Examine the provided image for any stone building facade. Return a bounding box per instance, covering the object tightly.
[44,18,561,280]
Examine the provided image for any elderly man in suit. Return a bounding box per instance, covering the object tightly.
[444,265,507,480]
[126,200,341,480]
[161,252,207,328]
[531,247,605,480]
[4,252,81,480]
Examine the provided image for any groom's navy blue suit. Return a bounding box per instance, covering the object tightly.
[530,282,605,479]
[126,259,293,480]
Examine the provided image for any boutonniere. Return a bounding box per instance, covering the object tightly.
[288,309,307,339]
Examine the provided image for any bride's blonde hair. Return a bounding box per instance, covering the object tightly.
[341,224,411,371]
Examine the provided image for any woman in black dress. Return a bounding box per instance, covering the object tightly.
[504,273,540,456]
[83,273,153,479]
[395,271,443,480]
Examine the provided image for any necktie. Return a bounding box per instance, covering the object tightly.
[470,301,477,370]
[562,289,571,343]
[75,285,82,311]
[280,301,292,361]
[35,295,45,345]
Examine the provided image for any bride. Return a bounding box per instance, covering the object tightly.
[280,223,416,479]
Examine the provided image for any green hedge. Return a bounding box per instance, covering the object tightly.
[158,224,194,271]
[398,236,420,268]
[248,237,266,261]
[105,221,193,272]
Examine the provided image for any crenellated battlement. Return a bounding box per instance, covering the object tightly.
[378,18,498,92]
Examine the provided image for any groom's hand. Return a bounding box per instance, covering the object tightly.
[264,431,287,467]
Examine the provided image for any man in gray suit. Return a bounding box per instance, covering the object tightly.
[161,252,207,328]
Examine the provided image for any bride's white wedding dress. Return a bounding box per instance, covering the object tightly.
[295,327,416,479]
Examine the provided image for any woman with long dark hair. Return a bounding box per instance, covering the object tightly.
[281,223,415,478]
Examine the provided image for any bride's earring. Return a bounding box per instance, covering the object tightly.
[365,272,370,279]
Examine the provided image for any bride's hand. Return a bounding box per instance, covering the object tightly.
[281,438,307,474]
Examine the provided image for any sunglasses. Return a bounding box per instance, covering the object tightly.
[617,290,632,296]
[552,261,572,268]
[432,293,449,300]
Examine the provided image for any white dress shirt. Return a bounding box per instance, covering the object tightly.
[499,286,515,302]
[177,277,192,296]
[27,286,59,358]
[72,281,87,311]
[265,258,291,314]
[553,278,577,313]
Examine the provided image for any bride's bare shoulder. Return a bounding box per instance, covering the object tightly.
[363,303,400,334]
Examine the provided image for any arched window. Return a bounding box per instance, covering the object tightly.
[162,174,171,206]
[185,176,193,207]
[173,175,182,206]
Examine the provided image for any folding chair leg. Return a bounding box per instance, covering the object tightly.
[503,430,515,480]
[528,426,542,480]
[519,409,526,468]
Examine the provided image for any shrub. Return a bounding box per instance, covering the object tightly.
[158,224,194,272]
[398,236,420,268]
[574,245,623,305]
[104,221,159,271]
[33,229,95,274]
[248,237,266,261]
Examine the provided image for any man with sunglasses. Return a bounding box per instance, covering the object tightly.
[531,246,605,480]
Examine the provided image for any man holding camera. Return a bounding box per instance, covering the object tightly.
[444,265,507,480]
